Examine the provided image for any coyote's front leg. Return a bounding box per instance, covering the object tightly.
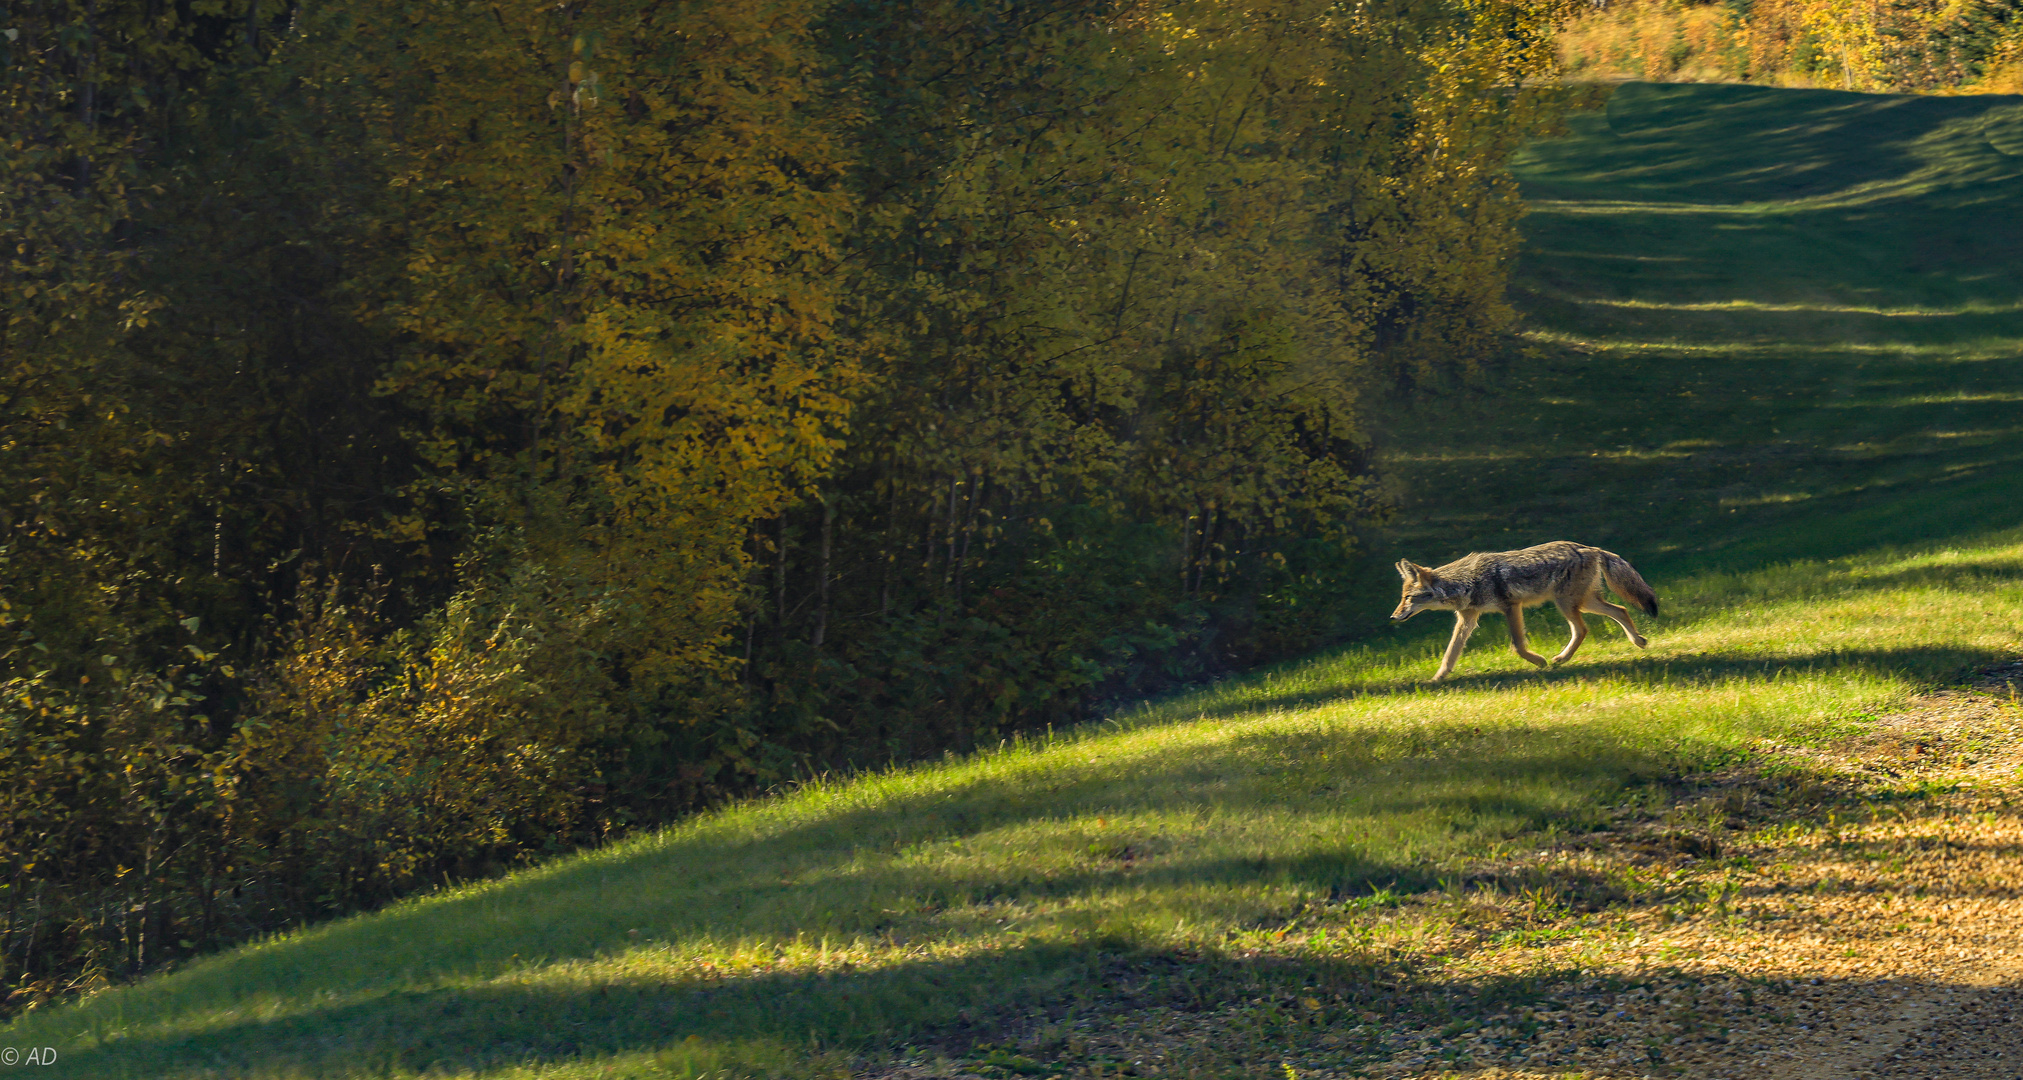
[1433,610,1480,681]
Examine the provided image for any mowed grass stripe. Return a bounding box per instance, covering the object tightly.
[15,82,2023,1078]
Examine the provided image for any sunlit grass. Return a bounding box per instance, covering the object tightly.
[11,81,2023,1080]
[1830,393,2023,407]
[14,537,2023,1079]
[1514,330,2022,357]
[1566,298,2023,317]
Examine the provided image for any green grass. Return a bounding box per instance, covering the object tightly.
[1377,82,2023,577]
[14,82,2023,1079]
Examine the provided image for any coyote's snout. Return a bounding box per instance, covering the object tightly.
[1391,540,1659,681]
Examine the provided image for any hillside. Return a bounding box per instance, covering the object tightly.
[11,82,2023,1080]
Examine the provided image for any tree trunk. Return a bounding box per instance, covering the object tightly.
[812,498,835,647]
[953,472,984,602]
[942,474,960,591]
[774,515,789,637]
[879,471,899,618]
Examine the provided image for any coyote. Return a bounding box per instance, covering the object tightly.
[1390,541,1658,681]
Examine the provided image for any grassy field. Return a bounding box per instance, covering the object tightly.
[12,83,2023,1080]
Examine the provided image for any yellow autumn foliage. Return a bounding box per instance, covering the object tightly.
[1558,0,2023,91]
[0,0,1584,1006]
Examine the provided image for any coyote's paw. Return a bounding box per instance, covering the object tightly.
[1632,636,1649,649]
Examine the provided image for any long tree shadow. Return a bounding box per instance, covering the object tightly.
[108,730,1683,991]
[58,874,2023,1079]
[19,942,1502,1076]
[53,625,2009,1080]
[58,905,1427,1078]
[1525,82,2023,211]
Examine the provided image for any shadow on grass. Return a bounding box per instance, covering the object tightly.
[57,887,2023,1080]
[45,630,2015,1077]
[1372,81,2023,593]
[1533,82,2023,209]
[1512,84,2023,353]
[62,923,1436,1079]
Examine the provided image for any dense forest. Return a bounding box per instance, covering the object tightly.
[0,0,1574,1006]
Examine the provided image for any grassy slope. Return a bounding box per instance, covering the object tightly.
[1377,82,2023,572]
[16,84,2023,1079]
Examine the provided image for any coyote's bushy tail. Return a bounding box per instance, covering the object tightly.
[1600,550,1659,615]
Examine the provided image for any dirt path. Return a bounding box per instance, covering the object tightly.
[1363,659,2023,1080]
[1401,794,2023,1080]
[870,662,2023,1080]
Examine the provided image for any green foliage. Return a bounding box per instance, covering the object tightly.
[0,0,1574,1009]
[731,0,1574,779]
[0,0,418,1004]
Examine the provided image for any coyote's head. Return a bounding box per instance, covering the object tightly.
[1390,560,1451,621]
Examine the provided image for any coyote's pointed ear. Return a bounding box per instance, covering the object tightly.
[1395,559,1425,582]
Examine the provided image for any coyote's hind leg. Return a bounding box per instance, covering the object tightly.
[1433,610,1481,681]
[1581,595,1649,648]
[1504,605,1551,669]
[1550,598,1589,664]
